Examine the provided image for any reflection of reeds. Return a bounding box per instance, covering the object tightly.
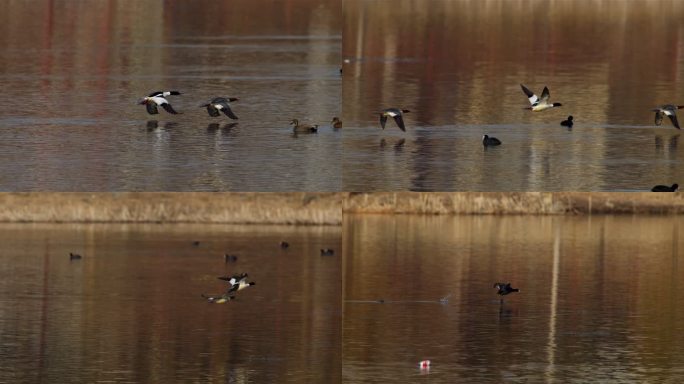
[343,192,684,214]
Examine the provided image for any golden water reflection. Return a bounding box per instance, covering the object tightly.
[343,214,684,382]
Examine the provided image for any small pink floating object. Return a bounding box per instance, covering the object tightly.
[419,360,431,369]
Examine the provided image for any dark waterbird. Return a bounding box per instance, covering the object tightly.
[560,115,573,127]
[380,108,410,131]
[331,117,342,129]
[494,282,519,304]
[69,252,82,260]
[201,293,235,304]
[280,241,289,249]
[201,97,239,119]
[138,91,181,115]
[224,254,238,262]
[320,248,335,256]
[192,241,200,247]
[482,135,501,147]
[651,183,678,192]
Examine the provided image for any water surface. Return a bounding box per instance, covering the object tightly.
[0,223,341,383]
[342,0,684,191]
[344,214,684,382]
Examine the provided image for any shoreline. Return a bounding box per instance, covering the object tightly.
[0,192,681,224]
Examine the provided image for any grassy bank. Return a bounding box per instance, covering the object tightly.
[0,193,344,225]
[0,192,681,224]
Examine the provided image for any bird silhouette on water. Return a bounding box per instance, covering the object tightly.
[560,115,573,128]
[482,135,501,147]
[651,183,678,192]
[69,252,82,261]
[494,282,519,304]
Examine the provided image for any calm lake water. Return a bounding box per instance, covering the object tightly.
[0,223,341,383]
[0,1,341,191]
[344,214,684,382]
[342,0,684,191]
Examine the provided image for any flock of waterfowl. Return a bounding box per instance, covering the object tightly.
[379,84,680,191]
[138,90,342,133]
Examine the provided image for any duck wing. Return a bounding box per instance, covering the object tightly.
[145,102,159,115]
[664,109,680,129]
[520,84,538,105]
[219,103,239,119]
[540,86,550,102]
[206,104,220,117]
[161,103,179,114]
[393,114,406,131]
[380,114,388,129]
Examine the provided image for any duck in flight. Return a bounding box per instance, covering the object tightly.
[651,183,678,192]
[201,97,239,119]
[138,91,181,115]
[218,273,255,293]
[521,84,562,111]
[652,105,683,129]
[380,108,410,131]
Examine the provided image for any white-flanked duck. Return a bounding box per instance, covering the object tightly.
[201,97,239,119]
[138,91,181,115]
[380,108,410,131]
[482,134,501,147]
[651,183,678,192]
[652,105,683,129]
[218,273,255,293]
[520,84,562,111]
[217,272,248,286]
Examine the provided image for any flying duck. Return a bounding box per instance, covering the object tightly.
[218,273,249,286]
[651,183,678,192]
[69,252,82,260]
[560,115,573,127]
[290,119,318,133]
[482,134,501,147]
[494,282,519,296]
[652,105,683,129]
[228,278,256,293]
[331,117,342,129]
[138,91,181,115]
[201,293,235,304]
[520,84,562,111]
[380,108,410,131]
[201,97,239,119]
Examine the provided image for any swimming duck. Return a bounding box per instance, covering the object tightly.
[482,134,501,147]
[560,115,573,127]
[652,105,683,129]
[138,91,181,115]
[380,108,410,131]
[520,84,562,111]
[331,117,342,128]
[651,183,678,192]
[494,282,519,296]
[280,241,290,249]
[201,97,239,119]
[320,248,335,256]
[290,119,318,133]
[69,252,82,260]
[192,241,200,247]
